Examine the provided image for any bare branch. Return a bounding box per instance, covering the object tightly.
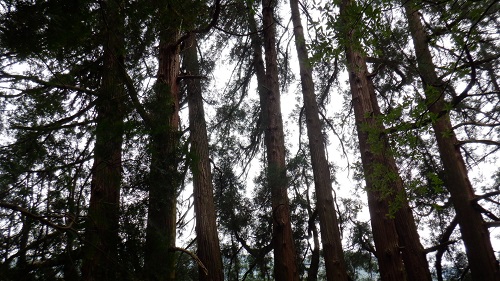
[453,121,500,130]
[170,246,208,276]
[457,139,500,147]
[118,65,152,126]
[425,240,457,254]
[486,221,500,227]
[473,191,500,203]
[0,202,78,234]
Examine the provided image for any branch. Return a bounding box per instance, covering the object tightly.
[451,44,476,108]
[175,0,221,46]
[170,246,208,276]
[4,230,62,264]
[486,221,500,227]
[0,202,77,234]
[457,139,500,147]
[434,216,458,281]
[23,249,82,269]
[473,191,500,203]
[318,110,350,166]
[177,74,208,81]
[424,240,457,254]
[472,201,500,221]
[453,121,500,130]
[118,64,152,126]
[234,230,273,258]
[456,54,500,70]
[0,71,95,96]
[11,102,95,132]
[213,25,262,37]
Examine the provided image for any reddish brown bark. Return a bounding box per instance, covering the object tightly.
[82,0,125,280]
[289,0,349,279]
[393,196,431,281]
[185,33,224,281]
[144,22,181,281]
[340,0,406,280]
[403,2,500,280]
[344,46,405,281]
[259,0,300,280]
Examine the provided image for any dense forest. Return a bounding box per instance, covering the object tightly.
[0,0,498,280]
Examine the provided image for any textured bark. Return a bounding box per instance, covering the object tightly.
[144,21,181,281]
[259,0,300,280]
[403,2,500,280]
[289,0,349,280]
[306,217,320,281]
[184,33,224,281]
[392,192,431,281]
[82,0,125,280]
[340,1,406,280]
[393,195,431,281]
[344,45,405,281]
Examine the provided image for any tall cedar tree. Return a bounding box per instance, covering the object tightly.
[184,33,225,281]
[343,3,434,281]
[144,4,181,281]
[289,0,349,280]
[339,0,431,280]
[403,1,500,280]
[82,0,125,280]
[259,0,300,279]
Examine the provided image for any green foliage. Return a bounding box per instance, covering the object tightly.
[0,0,497,279]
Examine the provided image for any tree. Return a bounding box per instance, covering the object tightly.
[259,0,300,279]
[81,0,126,279]
[0,0,497,279]
[185,32,224,281]
[337,0,432,279]
[143,7,182,280]
[403,0,500,279]
[0,0,110,279]
[289,0,349,279]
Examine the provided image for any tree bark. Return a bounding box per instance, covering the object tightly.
[403,2,500,280]
[393,194,432,281]
[340,0,408,280]
[82,0,125,279]
[289,0,349,280]
[144,16,181,281]
[306,213,320,281]
[259,0,300,280]
[184,33,224,281]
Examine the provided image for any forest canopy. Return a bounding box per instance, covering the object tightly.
[0,0,498,280]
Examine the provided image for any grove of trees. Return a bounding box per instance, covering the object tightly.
[0,0,498,280]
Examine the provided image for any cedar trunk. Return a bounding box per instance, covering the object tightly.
[404,2,500,280]
[340,0,405,280]
[185,33,224,281]
[144,26,181,281]
[393,192,432,281]
[82,0,125,280]
[344,44,405,281]
[289,0,349,279]
[260,0,300,280]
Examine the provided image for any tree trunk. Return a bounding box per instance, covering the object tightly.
[345,49,406,281]
[82,0,125,279]
[403,2,500,280]
[289,0,349,280]
[259,0,300,280]
[184,33,224,281]
[306,215,320,281]
[340,1,406,280]
[393,193,432,281]
[144,22,181,281]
